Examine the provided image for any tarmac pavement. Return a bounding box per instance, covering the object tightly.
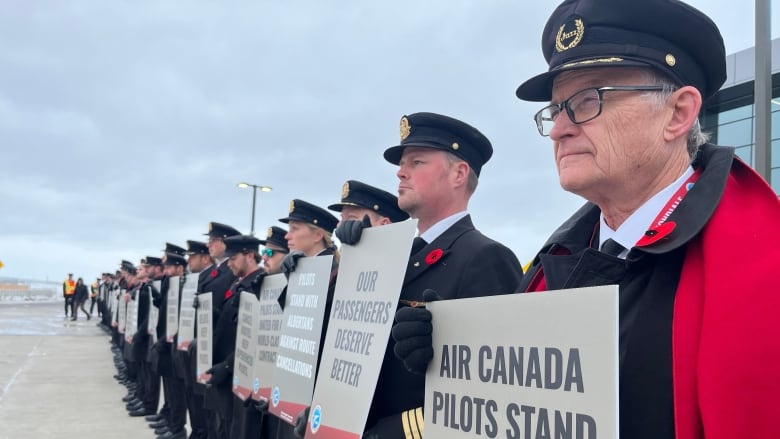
[0,301,158,439]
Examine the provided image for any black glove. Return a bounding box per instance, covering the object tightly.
[254,399,269,413]
[250,271,267,293]
[281,251,305,278]
[392,289,441,375]
[205,361,231,386]
[362,412,405,439]
[192,295,200,309]
[335,214,371,246]
[293,406,311,438]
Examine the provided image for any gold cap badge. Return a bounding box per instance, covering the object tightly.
[400,116,411,141]
[452,142,459,151]
[555,18,585,52]
[289,200,295,214]
[341,181,350,201]
[665,54,676,67]
[267,227,273,238]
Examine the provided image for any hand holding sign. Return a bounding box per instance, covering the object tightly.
[335,214,371,245]
[293,406,309,438]
[392,289,441,375]
[281,251,305,278]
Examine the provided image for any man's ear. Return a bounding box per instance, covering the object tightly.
[664,85,702,142]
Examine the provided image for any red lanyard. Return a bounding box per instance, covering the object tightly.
[635,169,701,247]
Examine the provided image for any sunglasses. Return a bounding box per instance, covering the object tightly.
[261,248,288,257]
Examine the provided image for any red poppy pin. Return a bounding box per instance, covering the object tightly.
[210,269,218,278]
[225,289,233,299]
[425,249,444,265]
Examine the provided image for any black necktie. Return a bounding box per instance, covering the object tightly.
[600,238,625,257]
[411,237,427,255]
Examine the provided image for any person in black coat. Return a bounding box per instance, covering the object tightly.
[71,278,91,320]
[338,112,524,439]
[198,222,241,439]
[204,235,265,439]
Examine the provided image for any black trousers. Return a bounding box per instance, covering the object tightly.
[180,350,208,437]
[163,376,187,433]
[230,397,263,439]
[142,361,161,412]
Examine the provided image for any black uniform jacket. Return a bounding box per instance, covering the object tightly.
[515,143,736,439]
[367,215,524,427]
[131,282,152,361]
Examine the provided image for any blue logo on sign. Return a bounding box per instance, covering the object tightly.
[686,182,695,191]
[253,378,260,393]
[232,376,238,388]
[272,387,280,406]
[311,405,322,433]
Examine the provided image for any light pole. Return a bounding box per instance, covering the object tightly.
[237,182,272,235]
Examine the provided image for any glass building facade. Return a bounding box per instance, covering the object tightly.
[700,38,780,194]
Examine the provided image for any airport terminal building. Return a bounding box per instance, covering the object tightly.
[701,37,779,193]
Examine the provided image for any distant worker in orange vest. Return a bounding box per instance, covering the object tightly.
[63,273,76,318]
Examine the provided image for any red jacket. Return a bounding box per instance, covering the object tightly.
[673,159,780,439]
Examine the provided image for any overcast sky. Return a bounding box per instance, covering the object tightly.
[1,1,777,282]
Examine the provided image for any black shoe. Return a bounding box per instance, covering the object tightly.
[157,429,186,439]
[126,401,143,411]
[129,408,155,417]
[149,420,168,429]
[145,414,164,422]
[87,314,91,320]
[154,426,171,435]
[122,394,136,402]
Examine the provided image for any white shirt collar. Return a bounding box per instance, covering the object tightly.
[599,165,694,258]
[419,211,469,243]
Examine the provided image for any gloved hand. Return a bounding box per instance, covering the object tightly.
[362,412,405,439]
[205,361,231,386]
[335,214,371,246]
[254,399,269,413]
[250,271,267,293]
[192,295,200,309]
[281,251,305,278]
[293,406,310,438]
[392,289,441,375]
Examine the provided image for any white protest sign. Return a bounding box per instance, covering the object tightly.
[424,286,618,439]
[117,289,127,334]
[125,293,138,344]
[252,273,287,402]
[306,220,417,439]
[110,289,118,328]
[149,280,161,343]
[196,292,214,384]
[269,255,333,426]
[177,274,198,351]
[233,291,259,400]
[166,275,180,342]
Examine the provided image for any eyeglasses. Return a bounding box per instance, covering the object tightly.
[533,85,669,136]
[261,248,288,257]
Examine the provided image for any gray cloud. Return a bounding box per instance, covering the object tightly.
[0,0,775,280]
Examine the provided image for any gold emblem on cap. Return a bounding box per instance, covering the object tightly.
[289,200,295,213]
[313,219,318,225]
[373,204,379,211]
[452,142,459,151]
[400,116,411,141]
[555,18,585,52]
[665,54,676,67]
[341,181,350,201]
[208,222,214,232]
[267,227,273,238]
